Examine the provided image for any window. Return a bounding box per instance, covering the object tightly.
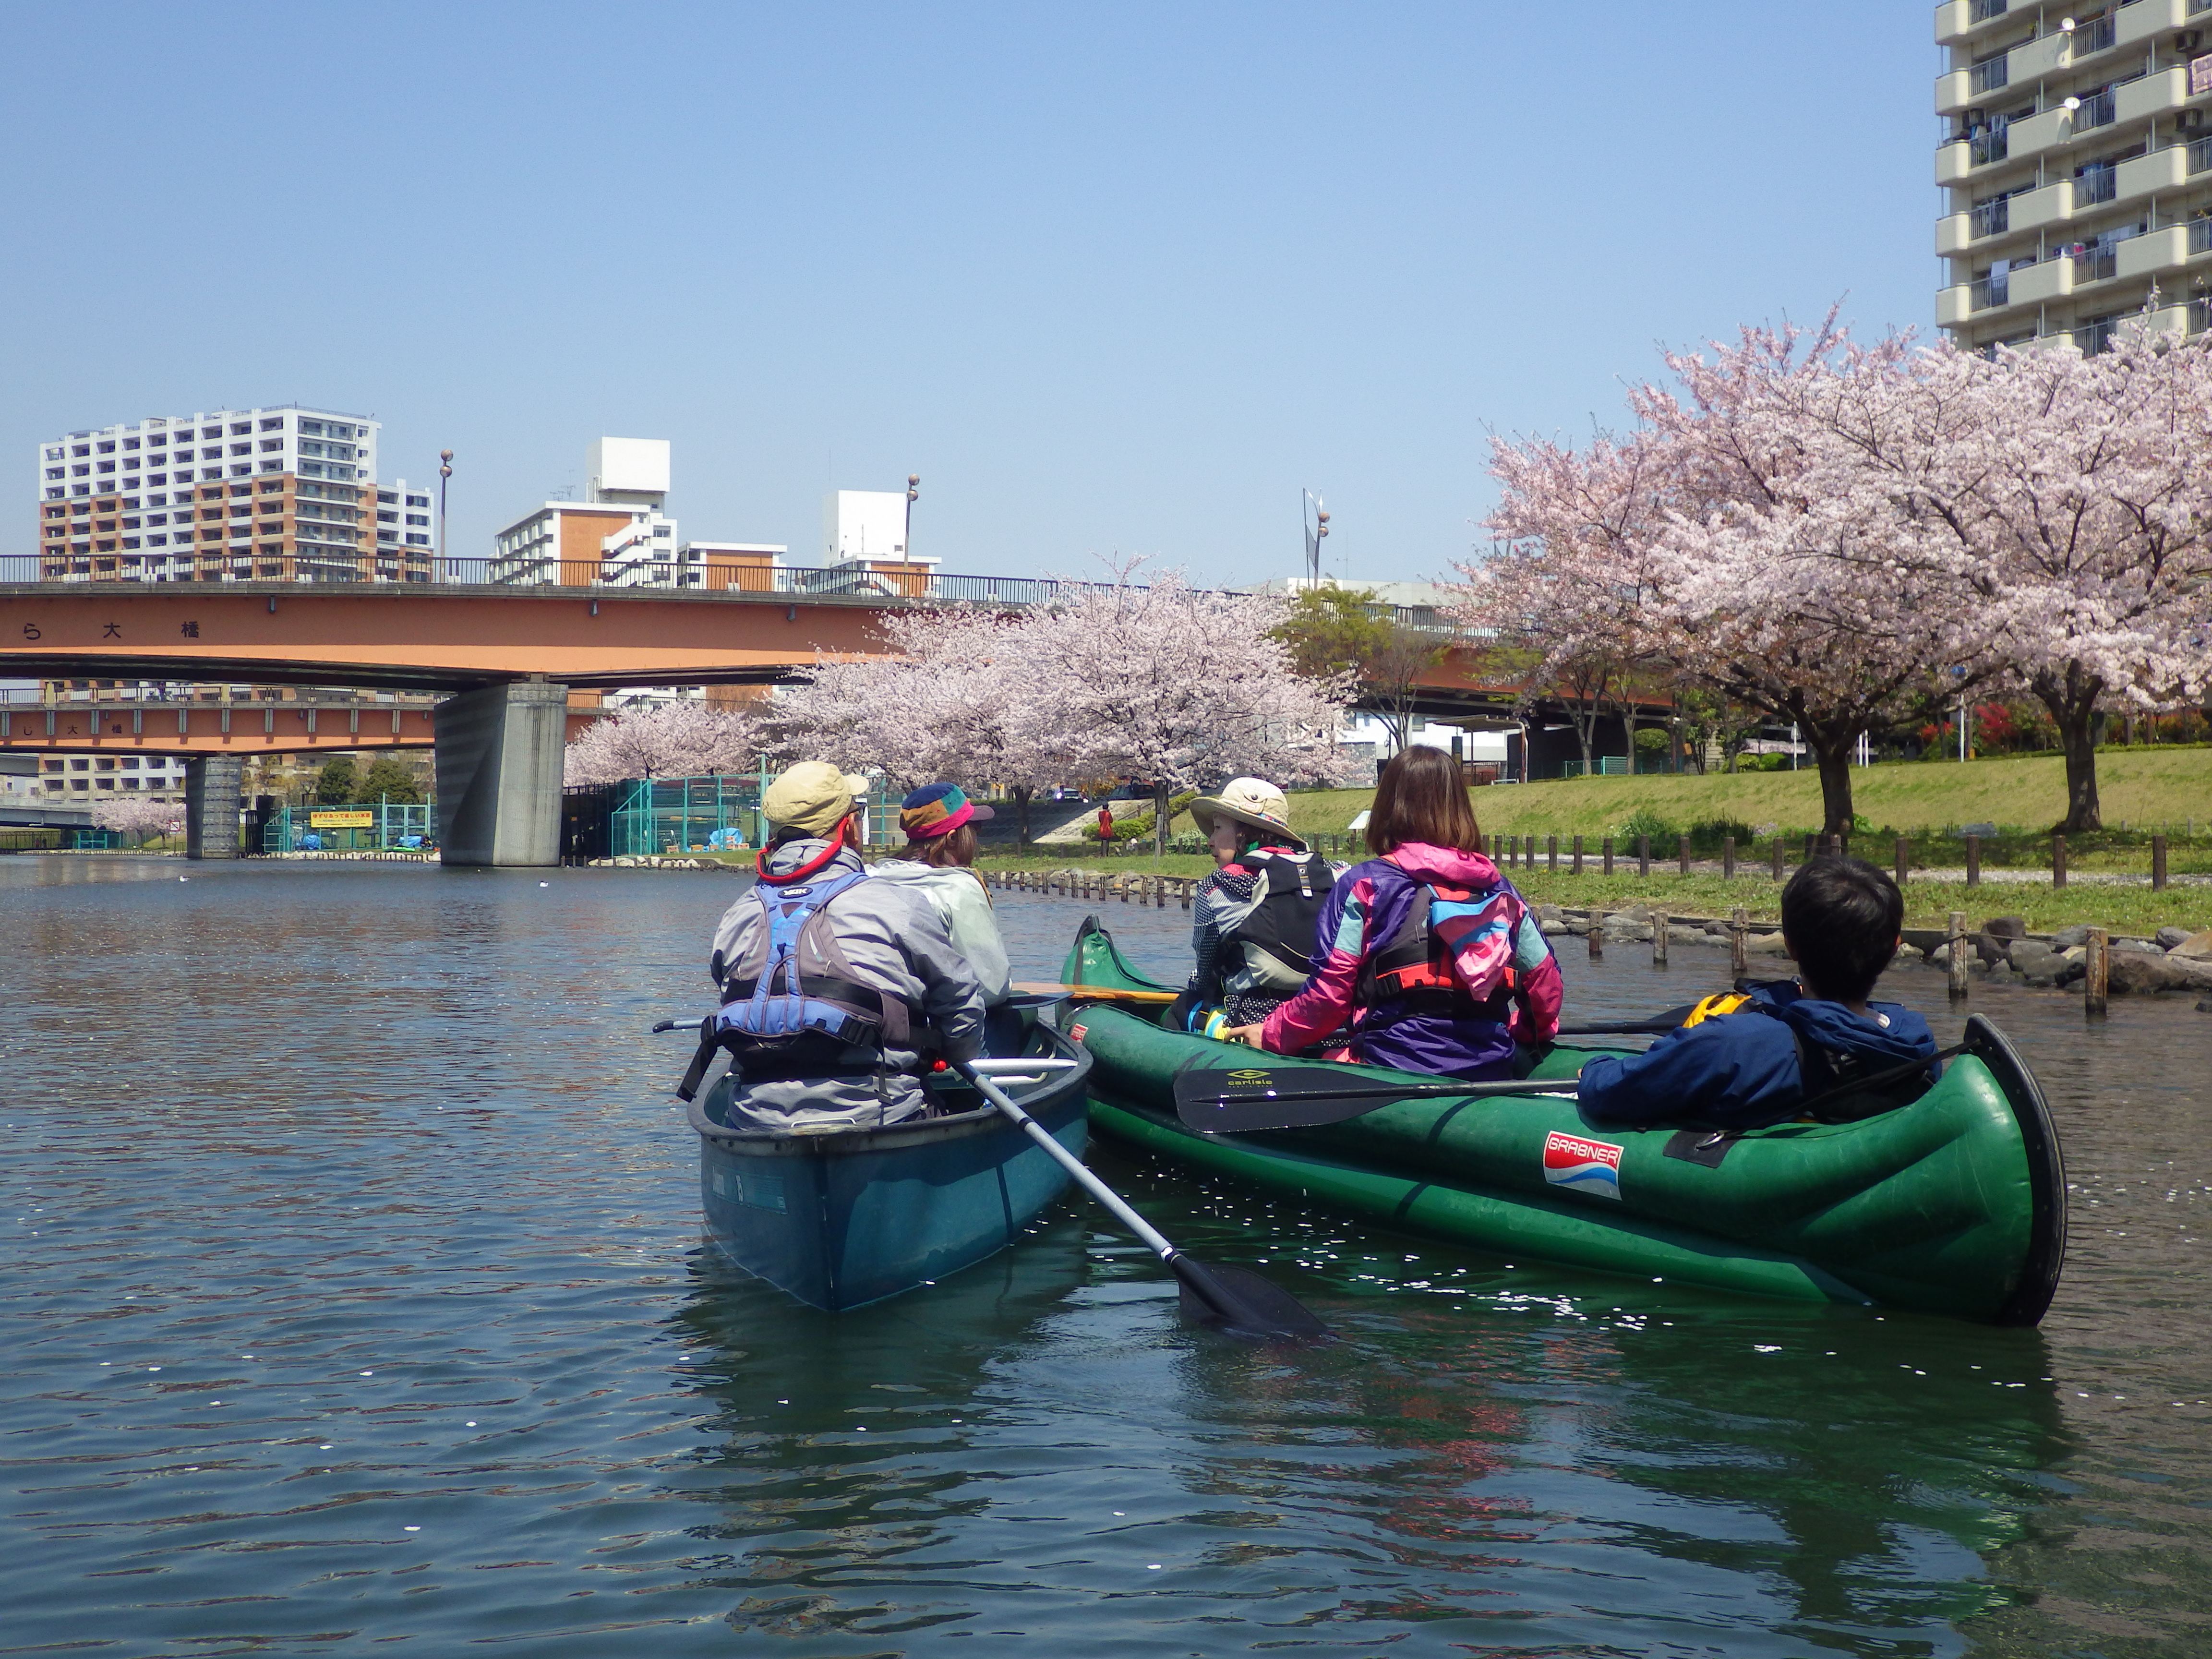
[72,445,88,457]
[259,438,281,452]
[123,454,141,469]
[72,465,88,476]
[71,502,89,517]
[259,479,283,493]
[96,460,114,473]
[406,495,428,508]
[43,446,60,460]
[45,468,61,480]
[259,417,283,431]
[97,441,114,453]
[148,433,166,446]
[377,510,397,523]
[201,428,219,439]
[70,758,87,771]
[258,499,281,514]
[405,533,431,546]
[229,422,249,435]
[378,529,397,542]
[377,490,397,504]
[299,420,324,435]
[146,473,166,485]
[406,513,429,526]
[229,482,250,497]
[122,438,139,450]
[229,443,249,456]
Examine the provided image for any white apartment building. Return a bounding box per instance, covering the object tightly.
[1937,0,2212,351]
[490,438,785,589]
[822,489,910,564]
[31,404,430,583]
[37,753,187,800]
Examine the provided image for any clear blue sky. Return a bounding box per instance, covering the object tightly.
[1,2,1937,589]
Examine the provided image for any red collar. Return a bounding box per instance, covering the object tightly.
[757,835,849,884]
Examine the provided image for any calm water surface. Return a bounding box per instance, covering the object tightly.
[2,858,2208,1656]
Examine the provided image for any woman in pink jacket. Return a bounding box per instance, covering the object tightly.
[1225,745,1561,1081]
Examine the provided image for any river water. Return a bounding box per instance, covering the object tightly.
[2,858,2207,1657]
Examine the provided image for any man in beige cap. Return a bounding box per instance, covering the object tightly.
[1171,777,1338,1034]
[705,762,984,1133]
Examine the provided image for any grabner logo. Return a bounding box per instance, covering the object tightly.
[1069,1023,1088,1044]
[1542,1130,1624,1200]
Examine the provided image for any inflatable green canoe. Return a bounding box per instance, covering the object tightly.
[1060,918,2066,1324]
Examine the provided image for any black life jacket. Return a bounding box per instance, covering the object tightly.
[1213,850,1336,997]
[1355,881,1519,1018]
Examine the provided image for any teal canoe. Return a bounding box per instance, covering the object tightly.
[688,1016,1091,1311]
[1060,918,2066,1324]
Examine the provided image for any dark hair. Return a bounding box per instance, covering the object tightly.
[1780,856,1904,1001]
[1366,745,1481,856]
[902,822,977,868]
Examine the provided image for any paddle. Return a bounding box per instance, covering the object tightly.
[1174,1065,1580,1134]
[951,1059,1334,1344]
[1012,981,1180,1006]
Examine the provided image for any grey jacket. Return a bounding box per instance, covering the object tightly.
[867,861,1012,1004]
[709,841,985,1133]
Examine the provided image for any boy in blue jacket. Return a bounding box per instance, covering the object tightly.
[1578,857,1939,1131]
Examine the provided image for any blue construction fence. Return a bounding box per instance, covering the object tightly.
[580,772,900,859]
[259,799,433,853]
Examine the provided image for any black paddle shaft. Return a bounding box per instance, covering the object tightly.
[1174,1066,1579,1134]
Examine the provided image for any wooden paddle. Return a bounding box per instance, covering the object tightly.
[1013,981,1180,1006]
[1175,1065,1581,1134]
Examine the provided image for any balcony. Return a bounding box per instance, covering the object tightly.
[2012,257,2077,304]
[2075,314,2120,354]
[1972,273,2013,310]
[2075,88,2118,131]
[1937,139,1977,184]
[1971,55,2010,94]
[2075,242,2120,281]
[2195,294,2212,333]
[2012,178,2075,231]
[2008,31,2072,82]
[2005,106,2070,164]
[2075,161,2119,204]
[1937,283,1977,326]
[2117,0,2198,50]
[1935,0,2005,44]
[2118,143,2193,196]
[1972,195,2012,237]
[2118,224,2183,275]
[2117,65,2191,124]
[1937,212,1976,255]
[2069,15,2118,60]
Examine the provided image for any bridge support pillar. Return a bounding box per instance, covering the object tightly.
[434,681,567,867]
[184,756,245,860]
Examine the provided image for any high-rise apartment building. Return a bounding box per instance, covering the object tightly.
[33,404,433,582]
[1937,1,2212,352]
[489,438,784,588]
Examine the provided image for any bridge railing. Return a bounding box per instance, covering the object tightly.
[0,553,1464,634]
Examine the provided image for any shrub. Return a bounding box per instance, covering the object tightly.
[1616,806,1675,844]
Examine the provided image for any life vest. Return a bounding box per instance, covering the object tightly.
[1735,983,1938,1124]
[1355,880,1522,1018]
[679,869,927,1100]
[1212,850,1335,997]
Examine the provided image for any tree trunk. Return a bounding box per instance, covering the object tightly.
[1014,784,1032,851]
[1154,779,1171,864]
[1807,730,1857,837]
[2031,667,2104,832]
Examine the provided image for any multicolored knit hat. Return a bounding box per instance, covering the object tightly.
[899,782,996,839]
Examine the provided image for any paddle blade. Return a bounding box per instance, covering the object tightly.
[1170,1255,1334,1344]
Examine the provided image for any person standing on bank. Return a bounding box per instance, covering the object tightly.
[870,782,1011,1006]
[1172,777,1337,1035]
[1225,745,1560,1080]
[705,762,984,1134]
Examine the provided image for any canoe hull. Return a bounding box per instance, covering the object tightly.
[1062,918,2066,1324]
[690,1031,1090,1311]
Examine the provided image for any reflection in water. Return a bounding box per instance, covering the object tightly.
[0,861,2205,1654]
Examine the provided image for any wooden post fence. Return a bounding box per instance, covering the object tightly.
[1731,906,1749,979]
[1588,907,1604,959]
[1771,838,1784,881]
[2053,834,2068,890]
[1678,833,1691,876]
[1722,836,1735,879]
[1603,836,1615,875]
[2153,834,2169,892]
[1573,834,1584,875]
[1652,907,1669,967]
[1966,835,1981,889]
[2084,926,2109,1016]
[1548,833,1559,871]
[1948,911,1969,1000]
[1638,835,1651,879]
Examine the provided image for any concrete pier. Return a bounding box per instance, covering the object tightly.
[184,756,244,860]
[434,681,568,867]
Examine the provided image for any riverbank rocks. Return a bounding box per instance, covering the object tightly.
[2169,930,2212,961]
[588,856,727,870]
[2157,926,2195,950]
[2106,951,2211,996]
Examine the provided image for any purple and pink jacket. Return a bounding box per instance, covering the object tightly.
[1255,842,1563,1080]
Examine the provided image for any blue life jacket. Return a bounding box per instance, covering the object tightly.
[679,870,928,1099]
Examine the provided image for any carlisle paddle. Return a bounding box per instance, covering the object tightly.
[1012,981,1179,1006]
[1174,1064,1580,1134]
[951,1059,1334,1344]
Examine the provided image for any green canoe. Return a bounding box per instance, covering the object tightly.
[1060,918,2067,1325]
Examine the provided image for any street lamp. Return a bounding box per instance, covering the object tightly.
[904,475,920,566]
[1303,489,1330,583]
[438,449,454,577]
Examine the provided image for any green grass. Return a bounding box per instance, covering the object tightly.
[1275,747,2212,843]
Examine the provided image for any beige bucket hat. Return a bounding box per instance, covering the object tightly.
[762,761,871,837]
[1188,777,1306,850]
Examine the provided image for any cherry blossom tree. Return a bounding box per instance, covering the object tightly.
[93,795,184,846]
[1930,321,2212,830]
[996,562,1355,857]
[563,697,764,786]
[1460,431,1670,774]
